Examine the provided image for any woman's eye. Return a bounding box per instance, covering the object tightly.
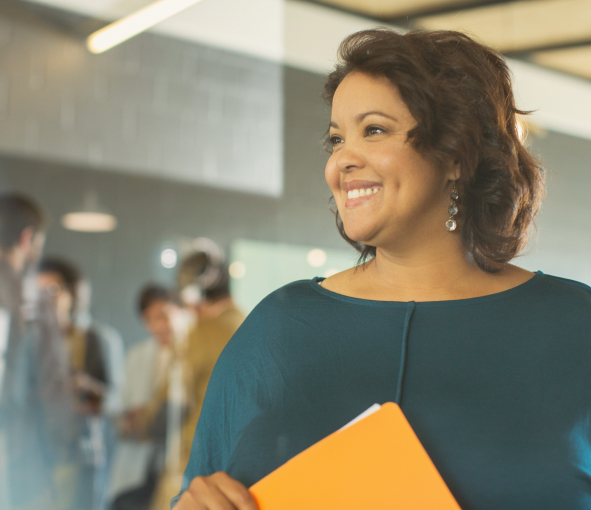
[324,135,342,154]
[366,126,384,136]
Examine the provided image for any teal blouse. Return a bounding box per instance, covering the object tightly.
[174,272,591,509]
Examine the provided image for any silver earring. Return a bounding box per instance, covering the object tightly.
[445,183,459,232]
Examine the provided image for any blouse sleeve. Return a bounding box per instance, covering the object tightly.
[170,295,284,507]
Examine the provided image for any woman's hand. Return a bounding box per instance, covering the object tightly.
[174,472,258,510]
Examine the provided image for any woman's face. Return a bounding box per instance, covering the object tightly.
[325,72,457,253]
[37,271,73,331]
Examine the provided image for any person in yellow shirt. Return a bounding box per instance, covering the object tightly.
[148,243,245,510]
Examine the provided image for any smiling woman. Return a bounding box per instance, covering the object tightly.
[324,29,545,272]
[172,29,591,510]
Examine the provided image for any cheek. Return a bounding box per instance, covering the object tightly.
[324,158,340,193]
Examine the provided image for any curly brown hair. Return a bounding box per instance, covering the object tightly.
[323,29,545,272]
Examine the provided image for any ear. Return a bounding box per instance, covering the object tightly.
[446,158,461,183]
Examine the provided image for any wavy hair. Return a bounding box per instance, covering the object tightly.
[324,29,545,272]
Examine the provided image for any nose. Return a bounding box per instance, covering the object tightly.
[335,141,364,173]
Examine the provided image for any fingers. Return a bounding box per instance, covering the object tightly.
[209,473,258,510]
[174,472,258,510]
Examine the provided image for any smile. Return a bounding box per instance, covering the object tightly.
[347,187,380,199]
[344,186,382,208]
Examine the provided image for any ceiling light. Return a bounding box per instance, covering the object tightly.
[62,212,118,232]
[61,192,118,233]
[87,0,204,54]
[161,248,178,268]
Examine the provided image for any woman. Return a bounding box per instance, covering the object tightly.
[173,29,591,509]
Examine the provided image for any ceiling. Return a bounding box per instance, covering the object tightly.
[17,0,591,79]
[315,0,591,80]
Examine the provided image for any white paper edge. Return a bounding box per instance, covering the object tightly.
[338,403,381,432]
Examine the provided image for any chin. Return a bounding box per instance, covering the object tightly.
[343,226,376,247]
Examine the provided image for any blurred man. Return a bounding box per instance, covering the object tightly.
[175,248,245,459]
[38,257,124,510]
[150,242,245,510]
[109,285,182,510]
[0,194,72,510]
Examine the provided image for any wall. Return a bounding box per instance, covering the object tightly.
[518,131,591,284]
[0,5,590,347]
[0,5,283,196]
[0,65,341,344]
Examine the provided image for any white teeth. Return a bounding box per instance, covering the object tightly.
[347,188,381,199]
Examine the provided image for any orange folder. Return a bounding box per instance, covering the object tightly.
[249,402,461,510]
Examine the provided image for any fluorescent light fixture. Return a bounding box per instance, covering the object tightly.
[87,0,204,54]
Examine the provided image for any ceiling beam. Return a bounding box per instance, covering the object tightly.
[414,0,591,53]
[507,39,591,58]
[309,0,523,23]
[530,45,591,80]
[312,0,486,19]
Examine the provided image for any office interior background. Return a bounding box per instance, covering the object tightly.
[1,1,591,509]
[2,0,591,344]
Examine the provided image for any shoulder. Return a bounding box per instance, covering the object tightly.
[534,273,591,302]
[235,279,329,331]
[209,279,329,381]
[525,273,591,330]
[258,278,325,309]
[92,322,123,346]
[92,323,125,358]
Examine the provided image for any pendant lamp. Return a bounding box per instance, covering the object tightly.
[62,191,118,233]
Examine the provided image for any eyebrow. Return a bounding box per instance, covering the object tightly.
[329,110,398,129]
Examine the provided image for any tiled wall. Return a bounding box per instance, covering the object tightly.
[0,9,283,196]
[0,64,335,344]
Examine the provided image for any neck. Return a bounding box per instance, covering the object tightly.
[365,234,486,301]
[198,296,233,319]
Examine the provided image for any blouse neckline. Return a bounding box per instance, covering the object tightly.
[310,270,544,308]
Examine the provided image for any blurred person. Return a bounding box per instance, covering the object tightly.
[173,29,591,510]
[76,279,126,421]
[150,244,245,510]
[37,257,120,510]
[75,278,126,510]
[0,194,72,510]
[109,285,181,510]
[175,248,245,460]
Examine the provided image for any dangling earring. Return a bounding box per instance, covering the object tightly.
[445,183,459,232]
